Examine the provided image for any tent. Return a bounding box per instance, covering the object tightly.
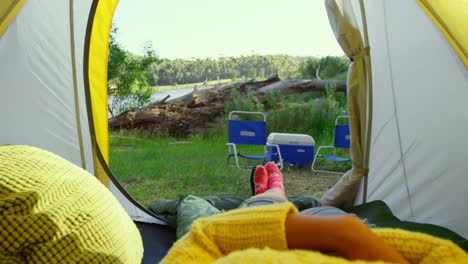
[320,0,468,240]
[1,0,466,262]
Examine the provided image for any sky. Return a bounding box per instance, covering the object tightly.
[112,0,344,59]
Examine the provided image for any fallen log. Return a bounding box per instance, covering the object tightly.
[257,79,346,94]
[250,79,345,106]
[109,102,225,137]
[108,76,346,137]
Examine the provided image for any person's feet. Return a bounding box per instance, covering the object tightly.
[252,165,268,195]
[264,162,285,197]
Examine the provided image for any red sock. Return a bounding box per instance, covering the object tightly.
[253,165,268,195]
[265,162,285,197]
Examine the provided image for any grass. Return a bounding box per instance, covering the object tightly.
[110,132,248,205]
[152,79,233,92]
[109,128,349,206]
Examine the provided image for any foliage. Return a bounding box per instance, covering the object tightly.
[149,55,299,86]
[153,79,232,92]
[149,54,350,88]
[224,89,264,114]
[298,57,320,79]
[266,91,285,109]
[107,34,350,109]
[222,79,347,146]
[107,26,158,117]
[299,56,350,80]
[267,87,346,142]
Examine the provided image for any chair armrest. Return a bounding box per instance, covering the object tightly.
[314,146,335,162]
[266,143,284,170]
[315,146,334,155]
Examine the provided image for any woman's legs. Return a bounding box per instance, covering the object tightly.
[241,162,287,208]
[240,189,287,208]
[299,206,348,216]
[265,162,285,197]
[246,163,360,221]
[251,165,268,195]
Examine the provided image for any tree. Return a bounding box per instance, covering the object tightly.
[107,26,158,117]
[299,57,320,79]
[318,56,350,79]
[299,56,350,80]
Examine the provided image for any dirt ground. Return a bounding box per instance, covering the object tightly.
[281,168,342,198]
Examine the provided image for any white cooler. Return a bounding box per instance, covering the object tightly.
[267,133,315,168]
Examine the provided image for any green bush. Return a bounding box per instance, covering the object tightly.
[224,88,264,114]
[222,82,347,146]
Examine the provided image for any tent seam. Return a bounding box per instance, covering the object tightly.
[382,1,415,221]
[69,0,86,170]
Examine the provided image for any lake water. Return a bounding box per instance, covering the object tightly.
[150,87,194,102]
[109,87,210,117]
[150,86,214,103]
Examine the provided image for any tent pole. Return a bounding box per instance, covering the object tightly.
[358,0,373,204]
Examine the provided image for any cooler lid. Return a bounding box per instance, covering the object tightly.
[267,133,315,146]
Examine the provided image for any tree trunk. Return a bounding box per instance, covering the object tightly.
[108,76,346,136]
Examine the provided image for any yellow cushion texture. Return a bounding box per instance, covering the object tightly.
[0,145,143,263]
[162,202,468,264]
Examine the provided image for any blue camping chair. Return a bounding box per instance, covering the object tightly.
[311,115,351,174]
[226,111,283,170]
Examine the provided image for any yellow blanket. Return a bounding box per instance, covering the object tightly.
[0,145,142,263]
[162,203,468,263]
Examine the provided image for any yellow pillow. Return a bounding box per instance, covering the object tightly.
[0,145,143,263]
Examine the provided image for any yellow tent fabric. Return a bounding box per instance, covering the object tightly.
[416,0,468,68]
[321,0,371,208]
[88,0,119,184]
[0,0,26,38]
[0,145,143,263]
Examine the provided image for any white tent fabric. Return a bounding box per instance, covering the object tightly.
[355,0,468,238]
[109,181,166,224]
[0,0,164,225]
[0,0,94,171]
[321,0,372,208]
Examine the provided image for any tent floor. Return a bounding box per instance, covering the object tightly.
[135,221,176,263]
